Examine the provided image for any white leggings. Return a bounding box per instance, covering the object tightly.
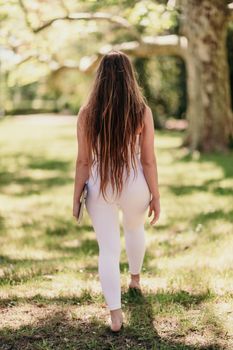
[85,158,151,311]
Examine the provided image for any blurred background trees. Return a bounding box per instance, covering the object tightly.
[0,0,233,151]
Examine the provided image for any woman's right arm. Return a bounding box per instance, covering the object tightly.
[140,105,160,225]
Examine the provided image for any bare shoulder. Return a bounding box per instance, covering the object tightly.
[142,105,154,130]
[77,105,88,118]
[144,104,153,120]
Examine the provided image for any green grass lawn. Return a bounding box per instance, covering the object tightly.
[0,115,233,350]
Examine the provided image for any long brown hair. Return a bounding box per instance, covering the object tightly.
[83,50,147,200]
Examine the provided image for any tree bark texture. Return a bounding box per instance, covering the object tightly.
[180,0,233,151]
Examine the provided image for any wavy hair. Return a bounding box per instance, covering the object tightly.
[83,50,147,200]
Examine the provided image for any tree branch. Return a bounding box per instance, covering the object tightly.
[9,52,80,73]
[7,34,187,76]
[18,0,140,40]
[18,0,34,31]
[81,35,188,73]
[33,13,133,33]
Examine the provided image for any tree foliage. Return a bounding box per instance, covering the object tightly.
[1,0,233,152]
[0,0,182,116]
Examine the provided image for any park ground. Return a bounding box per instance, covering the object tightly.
[0,115,233,350]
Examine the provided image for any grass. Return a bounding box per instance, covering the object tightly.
[0,114,233,350]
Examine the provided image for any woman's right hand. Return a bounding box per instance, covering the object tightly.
[148,196,160,225]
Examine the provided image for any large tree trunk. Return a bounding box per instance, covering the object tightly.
[181,0,233,152]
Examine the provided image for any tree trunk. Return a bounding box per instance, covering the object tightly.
[181,0,233,152]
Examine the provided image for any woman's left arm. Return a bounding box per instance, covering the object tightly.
[72,107,90,219]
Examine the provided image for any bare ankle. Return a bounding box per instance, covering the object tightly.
[110,308,123,322]
[110,308,122,315]
[131,273,140,281]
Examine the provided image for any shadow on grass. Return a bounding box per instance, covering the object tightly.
[0,154,74,196]
[0,254,64,287]
[27,157,71,171]
[46,237,99,256]
[0,289,223,350]
[0,172,73,196]
[199,153,233,179]
[45,220,93,237]
[170,150,233,198]
[0,242,156,287]
[191,209,233,225]
[179,151,233,179]
[0,215,5,232]
[169,183,233,197]
[0,247,98,287]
